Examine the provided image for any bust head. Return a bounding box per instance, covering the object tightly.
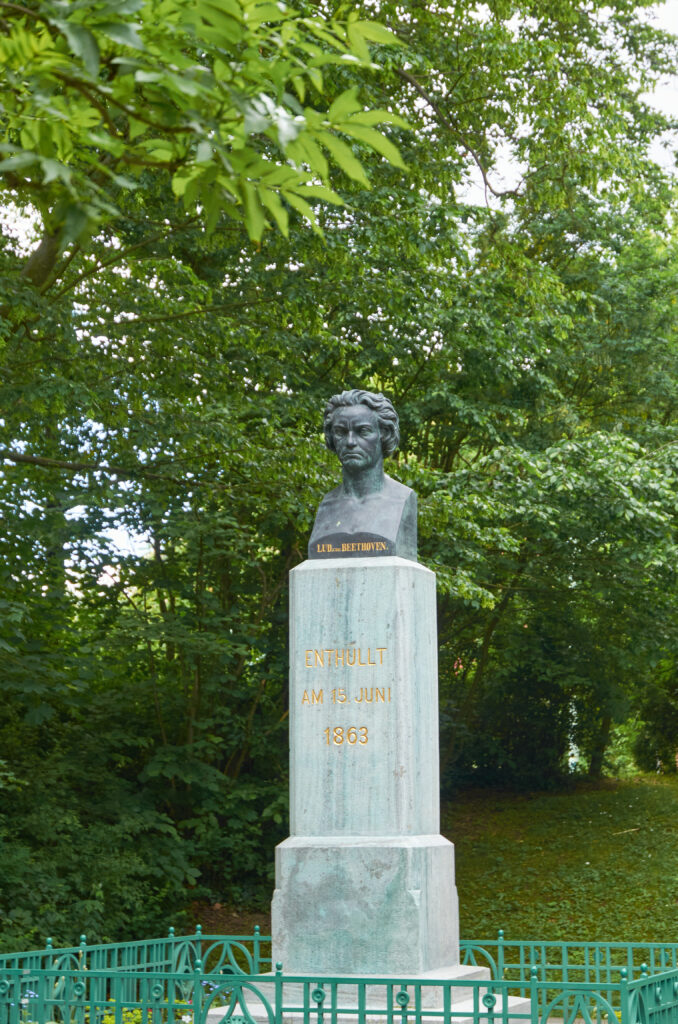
[309,389,416,560]
[323,389,400,460]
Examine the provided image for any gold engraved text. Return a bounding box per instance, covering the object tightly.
[315,541,388,554]
[323,726,369,746]
[304,647,387,668]
[301,689,324,705]
[354,687,391,704]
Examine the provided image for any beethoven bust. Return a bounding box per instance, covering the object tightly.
[308,389,417,561]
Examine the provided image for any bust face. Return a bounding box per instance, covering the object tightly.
[329,404,383,473]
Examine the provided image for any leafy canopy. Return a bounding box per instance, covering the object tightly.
[2,0,678,949]
[0,0,406,247]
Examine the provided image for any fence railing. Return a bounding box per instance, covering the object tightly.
[461,932,678,983]
[1,932,677,1024]
[0,927,268,978]
[460,932,678,1017]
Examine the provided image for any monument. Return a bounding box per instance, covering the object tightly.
[271,389,461,978]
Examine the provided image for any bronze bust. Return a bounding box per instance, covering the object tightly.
[308,389,417,561]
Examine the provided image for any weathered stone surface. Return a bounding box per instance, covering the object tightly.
[287,557,440,837]
[272,557,459,975]
[272,835,458,975]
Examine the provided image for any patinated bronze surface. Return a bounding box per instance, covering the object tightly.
[308,389,417,561]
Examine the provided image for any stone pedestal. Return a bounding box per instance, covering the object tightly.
[272,557,459,976]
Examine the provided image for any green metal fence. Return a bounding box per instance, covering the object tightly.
[1,930,677,1024]
[0,927,267,977]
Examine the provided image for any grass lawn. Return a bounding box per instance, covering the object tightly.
[194,774,678,946]
[445,773,678,943]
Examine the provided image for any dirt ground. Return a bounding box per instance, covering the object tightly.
[188,901,271,936]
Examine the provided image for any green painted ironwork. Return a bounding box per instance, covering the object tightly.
[1,930,678,1024]
[461,931,678,1017]
[0,926,268,978]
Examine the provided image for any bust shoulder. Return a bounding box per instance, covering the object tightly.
[308,473,417,561]
[381,474,413,500]
[317,474,411,508]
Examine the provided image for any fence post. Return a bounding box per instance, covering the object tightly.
[113,971,123,1024]
[396,984,410,1024]
[497,931,505,979]
[275,962,283,1024]
[530,966,538,1024]
[194,926,202,974]
[620,968,629,1024]
[193,958,203,1024]
[8,974,21,1024]
[36,960,47,1024]
[253,927,261,974]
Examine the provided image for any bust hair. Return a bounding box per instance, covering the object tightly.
[324,389,400,457]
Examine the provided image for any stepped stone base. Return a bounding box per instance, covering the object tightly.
[272,835,458,976]
[275,558,458,980]
[205,967,532,1024]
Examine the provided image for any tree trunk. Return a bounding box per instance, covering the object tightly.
[588,714,612,778]
[22,231,61,288]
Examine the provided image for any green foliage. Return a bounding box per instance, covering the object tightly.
[102,1008,144,1024]
[0,0,405,247]
[2,0,678,950]
[603,722,644,780]
[630,662,678,773]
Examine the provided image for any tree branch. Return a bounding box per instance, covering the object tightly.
[1,449,183,484]
[395,68,522,200]
[52,217,199,298]
[40,243,82,295]
[0,1,49,22]
[0,448,244,492]
[98,296,277,330]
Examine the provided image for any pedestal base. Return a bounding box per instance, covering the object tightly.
[276,557,458,978]
[205,966,532,1024]
[272,835,459,975]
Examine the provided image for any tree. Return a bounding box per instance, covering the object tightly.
[631,660,678,773]
[0,0,405,279]
[0,0,407,948]
[2,0,678,948]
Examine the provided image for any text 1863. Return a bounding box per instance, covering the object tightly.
[323,726,368,745]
